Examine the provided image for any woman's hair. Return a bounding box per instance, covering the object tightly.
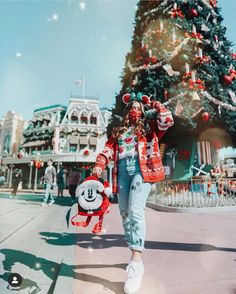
[112,101,146,139]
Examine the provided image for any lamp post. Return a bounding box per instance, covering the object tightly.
[28,161,33,189]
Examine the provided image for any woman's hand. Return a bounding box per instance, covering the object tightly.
[150,101,162,113]
[91,166,103,177]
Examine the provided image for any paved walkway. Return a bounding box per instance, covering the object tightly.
[1,192,236,294]
[0,192,76,294]
[74,203,236,294]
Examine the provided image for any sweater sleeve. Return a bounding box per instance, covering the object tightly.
[151,102,173,140]
[95,136,116,170]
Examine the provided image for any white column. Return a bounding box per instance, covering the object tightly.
[6,168,10,186]
[28,164,33,189]
[34,167,38,191]
[8,165,14,188]
[54,127,60,154]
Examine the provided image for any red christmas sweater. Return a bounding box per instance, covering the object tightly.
[95,104,174,194]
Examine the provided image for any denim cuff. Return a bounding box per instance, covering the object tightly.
[128,244,145,252]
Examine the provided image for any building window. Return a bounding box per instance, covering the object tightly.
[71,115,78,124]
[69,144,77,152]
[89,145,96,152]
[79,144,87,150]
[81,112,88,124]
[90,116,97,125]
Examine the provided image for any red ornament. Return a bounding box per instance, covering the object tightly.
[150,56,158,64]
[201,112,210,122]
[189,8,198,17]
[232,53,236,60]
[35,162,41,169]
[17,152,23,159]
[83,150,89,156]
[223,75,233,85]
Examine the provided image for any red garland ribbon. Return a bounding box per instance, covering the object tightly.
[171,8,184,18]
[183,72,192,80]
[230,69,236,80]
[190,32,203,40]
[182,73,205,90]
[209,0,217,8]
[195,55,210,65]
[189,79,205,90]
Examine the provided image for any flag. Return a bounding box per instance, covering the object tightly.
[75,78,84,85]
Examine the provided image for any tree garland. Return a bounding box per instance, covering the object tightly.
[200,0,217,17]
[128,60,163,73]
[144,0,217,18]
[202,92,236,111]
[162,90,236,112]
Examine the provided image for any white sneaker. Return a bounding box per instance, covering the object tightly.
[48,200,55,206]
[41,202,47,207]
[124,260,144,294]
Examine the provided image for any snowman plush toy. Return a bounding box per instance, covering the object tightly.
[71,176,112,234]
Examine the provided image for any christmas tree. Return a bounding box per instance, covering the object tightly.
[108,0,236,144]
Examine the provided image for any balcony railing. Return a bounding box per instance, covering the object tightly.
[148,178,236,208]
[28,150,53,156]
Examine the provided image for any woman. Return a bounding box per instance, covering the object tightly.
[92,93,174,294]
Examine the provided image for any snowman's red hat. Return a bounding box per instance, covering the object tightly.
[77,176,104,195]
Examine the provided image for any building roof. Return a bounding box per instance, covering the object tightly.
[70,95,99,101]
[34,104,67,113]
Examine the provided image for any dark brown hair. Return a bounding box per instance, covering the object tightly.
[111,101,146,140]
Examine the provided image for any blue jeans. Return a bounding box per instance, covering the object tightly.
[43,184,54,203]
[117,156,151,251]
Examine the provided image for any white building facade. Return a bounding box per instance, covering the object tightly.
[1,96,112,189]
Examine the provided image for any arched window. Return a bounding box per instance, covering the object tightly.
[80,111,88,124]
[71,111,79,124]
[90,112,97,125]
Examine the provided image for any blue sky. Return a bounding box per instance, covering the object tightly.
[0,0,235,120]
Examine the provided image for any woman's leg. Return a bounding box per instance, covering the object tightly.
[123,173,151,294]
[128,173,151,254]
[117,174,132,245]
